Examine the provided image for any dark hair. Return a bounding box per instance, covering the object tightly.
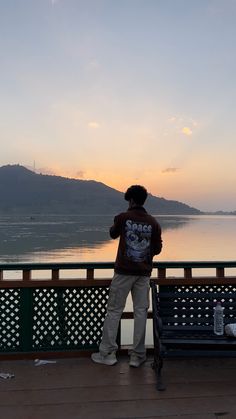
[124,185,148,205]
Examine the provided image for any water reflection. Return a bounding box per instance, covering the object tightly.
[0,214,113,260]
[158,215,194,230]
[0,214,188,260]
[0,214,236,263]
[160,215,236,261]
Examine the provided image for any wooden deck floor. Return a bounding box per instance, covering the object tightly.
[0,355,236,418]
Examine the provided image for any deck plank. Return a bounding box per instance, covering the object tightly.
[0,356,235,418]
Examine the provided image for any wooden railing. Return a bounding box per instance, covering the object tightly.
[0,262,114,287]
[1,260,236,284]
[0,261,236,358]
[152,260,236,284]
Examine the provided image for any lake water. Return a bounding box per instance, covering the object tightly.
[1,214,236,263]
[1,214,236,346]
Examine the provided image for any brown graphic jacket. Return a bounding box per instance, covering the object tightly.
[110,206,162,276]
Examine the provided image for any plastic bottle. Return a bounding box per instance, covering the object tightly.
[214,301,224,335]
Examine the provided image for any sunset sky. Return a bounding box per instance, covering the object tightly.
[0,0,236,212]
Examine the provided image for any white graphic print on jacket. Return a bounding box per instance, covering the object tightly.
[125,219,152,262]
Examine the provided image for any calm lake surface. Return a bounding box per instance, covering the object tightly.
[1,214,236,345]
[0,214,236,263]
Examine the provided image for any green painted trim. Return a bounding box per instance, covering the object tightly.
[0,260,236,271]
[19,288,33,351]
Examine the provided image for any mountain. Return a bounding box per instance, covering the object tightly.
[0,164,201,215]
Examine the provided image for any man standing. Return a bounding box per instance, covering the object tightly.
[91,185,162,367]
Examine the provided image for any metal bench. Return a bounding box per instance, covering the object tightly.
[151,274,236,391]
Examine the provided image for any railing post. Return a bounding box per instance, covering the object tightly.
[216,267,225,278]
[19,288,33,352]
[52,269,60,281]
[57,288,66,346]
[158,268,166,280]
[116,321,121,349]
[23,269,31,281]
[184,268,192,279]
[87,268,94,280]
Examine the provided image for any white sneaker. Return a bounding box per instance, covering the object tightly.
[91,351,117,366]
[129,354,146,368]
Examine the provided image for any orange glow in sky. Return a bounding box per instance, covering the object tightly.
[1,1,236,212]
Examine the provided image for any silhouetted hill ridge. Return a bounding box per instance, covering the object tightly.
[0,164,201,215]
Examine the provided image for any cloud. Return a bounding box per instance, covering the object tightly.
[191,119,198,127]
[88,121,100,128]
[168,115,198,136]
[37,166,56,175]
[50,0,59,5]
[75,170,84,178]
[162,167,179,174]
[87,60,100,70]
[168,117,176,123]
[36,166,85,180]
[182,127,192,136]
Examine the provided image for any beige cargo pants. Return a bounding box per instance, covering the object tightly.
[99,273,150,357]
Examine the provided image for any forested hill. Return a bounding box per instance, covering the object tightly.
[0,165,201,215]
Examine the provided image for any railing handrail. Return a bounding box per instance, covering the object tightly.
[0,262,115,270]
[1,260,236,271]
[1,260,236,287]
